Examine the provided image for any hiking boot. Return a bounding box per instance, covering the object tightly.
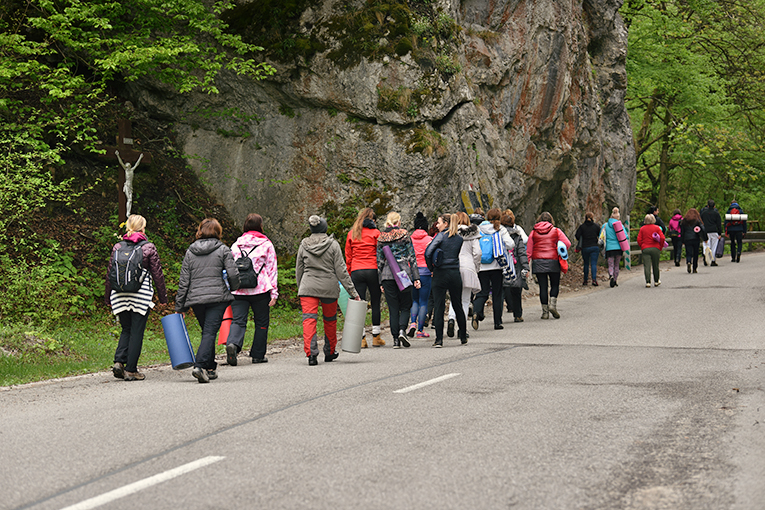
[736,253,741,262]
[206,369,218,380]
[692,268,697,273]
[226,344,237,366]
[609,276,615,288]
[124,371,145,381]
[112,362,125,379]
[325,351,339,362]
[687,263,692,273]
[471,316,479,330]
[549,297,560,319]
[192,367,209,383]
[541,304,550,320]
[447,319,455,338]
[711,261,718,266]
[514,317,524,323]
[361,337,368,348]
[308,355,318,366]
[372,334,385,347]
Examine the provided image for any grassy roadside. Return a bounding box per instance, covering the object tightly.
[0,304,387,387]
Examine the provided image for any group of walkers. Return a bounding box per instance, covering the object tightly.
[105,199,747,381]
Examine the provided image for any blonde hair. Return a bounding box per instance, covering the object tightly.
[385,211,401,228]
[644,214,656,225]
[125,215,146,236]
[448,214,460,237]
[611,207,620,220]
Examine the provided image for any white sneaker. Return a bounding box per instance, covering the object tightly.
[654,280,661,287]
[646,283,651,288]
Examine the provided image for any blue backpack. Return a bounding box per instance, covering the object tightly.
[479,231,494,264]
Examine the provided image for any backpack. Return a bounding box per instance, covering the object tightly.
[235,247,264,289]
[728,207,743,226]
[109,240,148,293]
[479,231,494,264]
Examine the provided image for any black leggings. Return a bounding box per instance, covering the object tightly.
[536,272,560,305]
[351,269,382,326]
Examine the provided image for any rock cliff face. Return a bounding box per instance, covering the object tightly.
[127,0,634,250]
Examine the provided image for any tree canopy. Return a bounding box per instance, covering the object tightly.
[622,0,765,222]
[0,0,274,238]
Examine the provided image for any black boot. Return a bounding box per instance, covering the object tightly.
[308,355,318,366]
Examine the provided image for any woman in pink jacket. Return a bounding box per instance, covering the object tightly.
[227,213,279,365]
[526,211,571,319]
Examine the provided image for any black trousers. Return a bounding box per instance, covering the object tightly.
[536,272,560,305]
[191,301,230,370]
[473,269,505,325]
[116,310,150,373]
[504,286,523,318]
[684,239,700,269]
[351,269,382,326]
[229,292,271,359]
[431,268,466,342]
[671,236,683,263]
[381,279,413,338]
[729,231,743,258]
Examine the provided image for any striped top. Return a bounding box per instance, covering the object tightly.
[110,272,155,315]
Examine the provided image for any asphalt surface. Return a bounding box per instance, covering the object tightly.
[2,253,763,510]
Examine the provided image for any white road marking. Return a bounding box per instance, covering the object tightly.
[394,373,461,393]
[60,456,225,510]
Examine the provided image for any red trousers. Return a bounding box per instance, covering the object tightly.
[300,297,338,357]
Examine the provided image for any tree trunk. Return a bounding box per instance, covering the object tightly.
[658,104,672,217]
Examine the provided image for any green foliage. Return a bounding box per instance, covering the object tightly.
[406,126,448,157]
[0,0,275,239]
[435,53,461,75]
[279,105,296,118]
[622,0,765,222]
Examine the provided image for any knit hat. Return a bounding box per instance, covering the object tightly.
[309,215,328,234]
[413,212,429,231]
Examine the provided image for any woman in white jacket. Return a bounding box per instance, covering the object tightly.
[446,212,481,338]
[473,208,515,330]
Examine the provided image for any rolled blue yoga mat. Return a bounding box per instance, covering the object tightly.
[557,240,568,260]
[161,313,195,370]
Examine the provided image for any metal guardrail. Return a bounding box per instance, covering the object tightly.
[628,231,765,257]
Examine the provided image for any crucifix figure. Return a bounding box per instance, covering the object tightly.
[99,119,152,223]
[115,150,143,218]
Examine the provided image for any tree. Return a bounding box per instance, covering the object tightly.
[622,0,765,220]
[0,0,275,238]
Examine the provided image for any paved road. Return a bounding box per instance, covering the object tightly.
[2,253,764,510]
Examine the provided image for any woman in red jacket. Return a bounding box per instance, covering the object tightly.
[637,214,665,287]
[526,212,571,319]
[345,208,383,347]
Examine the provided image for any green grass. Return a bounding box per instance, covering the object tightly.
[0,304,388,387]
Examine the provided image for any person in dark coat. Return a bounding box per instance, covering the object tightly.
[680,208,707,274]
[724,201,747,263]
[176,218,240,383]
[425,214,466,347]
[575,212,601,286]
[700,199,722,266]
[501,210,529,322]
[105,214,168,381]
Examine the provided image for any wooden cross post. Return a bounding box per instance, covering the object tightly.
[101,119,152,224]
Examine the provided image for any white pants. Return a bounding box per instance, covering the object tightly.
[448,287,473,321]
[703,232,720,261]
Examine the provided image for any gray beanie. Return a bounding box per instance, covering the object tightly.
[309,215,328,234]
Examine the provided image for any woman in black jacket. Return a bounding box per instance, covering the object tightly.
[176,218,240,383]
[680,208,707,274]
[575,212,601,286]
[425,214,465,347]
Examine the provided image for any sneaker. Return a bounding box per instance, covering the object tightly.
[124,371,145,381]
[206,369,218,380]
[325,352,339,362]
[693,268,697,273]
[687,262,692,273]
[654,280,661,287]
[609,277,615,288]
[494,324,504,330]
[226,344,237,366]
[416,331,430,338]
[447,319,455,338]
[308,355,318,366]
[112,362,125,379]
[192,367,209,383]
[675,261,680,267]
[592,280,599,286]
[471,316,479,330]
[251,357,268,364]
[432,340,443,348]
[646,283,651,288]
[460,335,468,345]
[514,317,524,323]
[711,261,718,266]
[407,322,416,337]
[399,330,411,348]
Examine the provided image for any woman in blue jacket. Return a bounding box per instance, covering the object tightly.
[601,207,623,287]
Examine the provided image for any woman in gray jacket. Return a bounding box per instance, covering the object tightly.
[176,218,240,383]
[296,215,360,366]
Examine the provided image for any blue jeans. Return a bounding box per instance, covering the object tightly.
[410,272,432,331]
[581,246,599,281]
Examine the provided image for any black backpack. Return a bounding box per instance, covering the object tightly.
[235,247,264,288]
[109,240,148,293]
